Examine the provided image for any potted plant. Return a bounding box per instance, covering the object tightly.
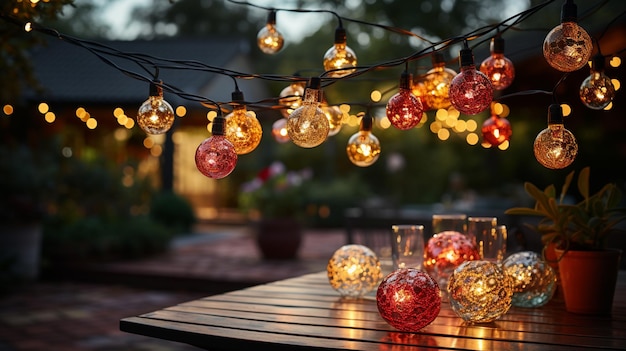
[238,161,313,260]
[505,167,626,314]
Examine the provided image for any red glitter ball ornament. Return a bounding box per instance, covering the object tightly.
[386,72,424,130]
[481,115,512,146]
[423,231,480,289]
[195,135,238,179]
[376,268,441,332]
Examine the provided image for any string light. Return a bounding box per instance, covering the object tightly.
[480,36,515,91]
[481,114,512,147]
[271,118,290,143]
[386,70,424,130]
[579,54,616,110]
[421,52,457,110]
[278,81,306,118]
[286,77,330,148]
[533,104,578,169]
[346,114,381,167]
[449,43,494,115]
[195,113,238,179]
[321,102,343,137]
[257,10,284,54]
[323,26,357,78]
[137,80,175,135]
[224,90,263,155]
[543,0,593,72]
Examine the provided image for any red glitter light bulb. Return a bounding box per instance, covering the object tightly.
[195,115,238,179]
[482,114,512,146]
[386,71,424,130]
[450,45,494,115]
[480,36,515,91]
[376,268,441,332]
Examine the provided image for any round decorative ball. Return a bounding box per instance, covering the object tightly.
[423,231,480,289]
[376,268,441,332]
[447,260,513,323]
[502,251,556,308]
[327,245,382,297]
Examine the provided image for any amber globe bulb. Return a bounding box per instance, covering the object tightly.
[347,131,380,167]
[137,84,175,135]
[322,104,343,137]
[543,22,592,72]
[257,11,284,54]
[480,37,515,91]
[286,82,330,148]
[278,82,306,118]
[271,118,290,143]
[323,27,357,78]
[533,104,578,170]
[580,55,616,110]
[422,54,457,110]
[481,115,512,146]
[224,106,262,155]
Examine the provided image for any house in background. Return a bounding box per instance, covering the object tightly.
[21,37,270,221]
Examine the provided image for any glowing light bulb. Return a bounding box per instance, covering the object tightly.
[422,52,457,110]
[286,77,330,148]
[533,104,578,169]
[137,81,175,134]
[579,54,616,110]
[224,91,262,155]
[271,118,290,143]
[278,81,306,118]
[386,71,424,130]
[257,10,284,54]
[346,114,381,167]
[543,0,593,72]
[480,36,515,90]
[450,45,493,115]
[321,102,343,137]
[323,27,357,78]
[481,114,512,147]
[195,114,238,179]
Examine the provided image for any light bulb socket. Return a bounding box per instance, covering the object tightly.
[266,10,277,25]
[360,115,373,132]
[231,90,245,103]
[459,47,475,67]
[491,36,505,54]
[308,77,321,90]
[591,54,605,71]
[547,104,563,125]
[399,71,411,90]
[211,114,226,136]
[334,27,347,44]
[149,80,163,97]
[432,52,445,66]
[561,0,578,23]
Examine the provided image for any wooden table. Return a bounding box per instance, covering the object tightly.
[120,271,626,350]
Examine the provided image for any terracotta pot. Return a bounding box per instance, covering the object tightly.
[555,248,622,315]
[255,218,302,260]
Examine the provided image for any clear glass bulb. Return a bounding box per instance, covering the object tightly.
[481,114,512,146]
[450,65,493,115]
[422,57,457,110]
[271,118,290,143]
[287,86,330,148]
[323,28,357,78]
[580,71,615,110]
[543,22,593,72]
[480,38,515,91]
[195,135,238,179]
[322,104,343,137]
[137,84,175,135]
[257,11,284,54]
[534,123,578,170]
[346,130,381,167]
[386,72,423,130]
[278,82,305,118]
[224,106,262,155]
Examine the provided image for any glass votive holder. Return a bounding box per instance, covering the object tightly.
[467,217,504,262]
[431,213,467,237]
[391,224,425,271]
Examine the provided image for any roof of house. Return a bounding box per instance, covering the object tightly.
[26,37,252,106]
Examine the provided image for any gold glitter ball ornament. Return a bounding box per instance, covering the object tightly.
[327,244,383,297]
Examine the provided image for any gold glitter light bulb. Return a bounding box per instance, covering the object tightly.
[137,81,175,135]
[287,78,330,148]
[257,10,284,54]
[224,91,262,155]
[533,104,578,169]
[579,54,616,110]
[346,115,380,167]
[543,0,593,72]
[323,27,357,78]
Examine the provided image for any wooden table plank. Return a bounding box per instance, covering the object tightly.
[121,271,626,351]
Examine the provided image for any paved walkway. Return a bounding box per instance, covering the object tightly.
[0,225,348,351]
